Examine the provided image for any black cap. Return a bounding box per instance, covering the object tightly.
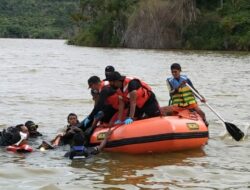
[25,120,38,132]
[170,63,181,70]
[105,65,115,72]
[25,121,38,128]
[104,71,124,81]
[88,76,101,88]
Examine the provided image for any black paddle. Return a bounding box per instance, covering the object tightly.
[186,83,244,141]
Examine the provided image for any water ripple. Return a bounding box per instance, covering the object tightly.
[0,38,249,189]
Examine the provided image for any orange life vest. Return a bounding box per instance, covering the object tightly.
[100,81,119,110]
[118,77,152,108]
[6,144,33,153]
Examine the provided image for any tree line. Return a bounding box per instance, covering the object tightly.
[0,0,249,50]
[69,0,250,51]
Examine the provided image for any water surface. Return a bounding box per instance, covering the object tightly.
[0,39,249,190]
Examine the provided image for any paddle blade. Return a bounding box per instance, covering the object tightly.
[225,122,244,141]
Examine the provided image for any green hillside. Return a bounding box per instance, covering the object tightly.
[0,0,78,38]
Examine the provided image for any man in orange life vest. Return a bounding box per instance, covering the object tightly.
[81,76,124,135]
[89,65,116,105]
[105,71,161,125]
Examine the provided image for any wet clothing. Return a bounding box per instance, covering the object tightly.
[60,125,82,146]
[0,127,21,146]
[38,125,82,150]
[25,121,42,138]
[65,145,100,159]
[118,77,161,119]
[167,75,197,107]
[29,131,42,138]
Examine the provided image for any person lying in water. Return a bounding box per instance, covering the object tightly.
[0,124,29,146]
[64,127,112,160]
[39,113,81,149]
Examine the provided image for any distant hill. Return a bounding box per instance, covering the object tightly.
[0,0,79,39]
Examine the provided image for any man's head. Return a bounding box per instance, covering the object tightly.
[105,65,115,78]
[67,113,79,127]
[170,63,181,79]
[105,71,124,89]
[88,76,101,90]
[24,121,38,136]
[105,65,115,72]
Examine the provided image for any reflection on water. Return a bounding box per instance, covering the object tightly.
[0,39,249,189]
[68,149,206,189]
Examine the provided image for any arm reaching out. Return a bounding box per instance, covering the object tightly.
[128,90,137,118]
[97,128,112,151]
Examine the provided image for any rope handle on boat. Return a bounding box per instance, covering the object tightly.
[178,112,198,121]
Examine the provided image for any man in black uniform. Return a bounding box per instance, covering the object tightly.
[79,76,123,140]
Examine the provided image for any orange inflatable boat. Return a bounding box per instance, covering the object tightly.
[90,110,209,154]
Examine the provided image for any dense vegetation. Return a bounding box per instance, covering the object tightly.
[0,0,78,39]
[185,0,250,50]
[0,0,249,50]
[68,0,138,46]
[69,0,250,50]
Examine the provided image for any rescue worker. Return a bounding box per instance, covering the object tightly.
[80,66,116,129]
[105,65,115,78]
[163,63,208,126]
[91,88,99,105]
[90,65,115,105]
[105,71,161,125]
[81,76,124,136]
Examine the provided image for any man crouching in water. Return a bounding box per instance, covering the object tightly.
[39,113,80,149]
[25,121,42,138]
[65,128,112,159]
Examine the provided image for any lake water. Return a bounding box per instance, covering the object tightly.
[0,38,249,190]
